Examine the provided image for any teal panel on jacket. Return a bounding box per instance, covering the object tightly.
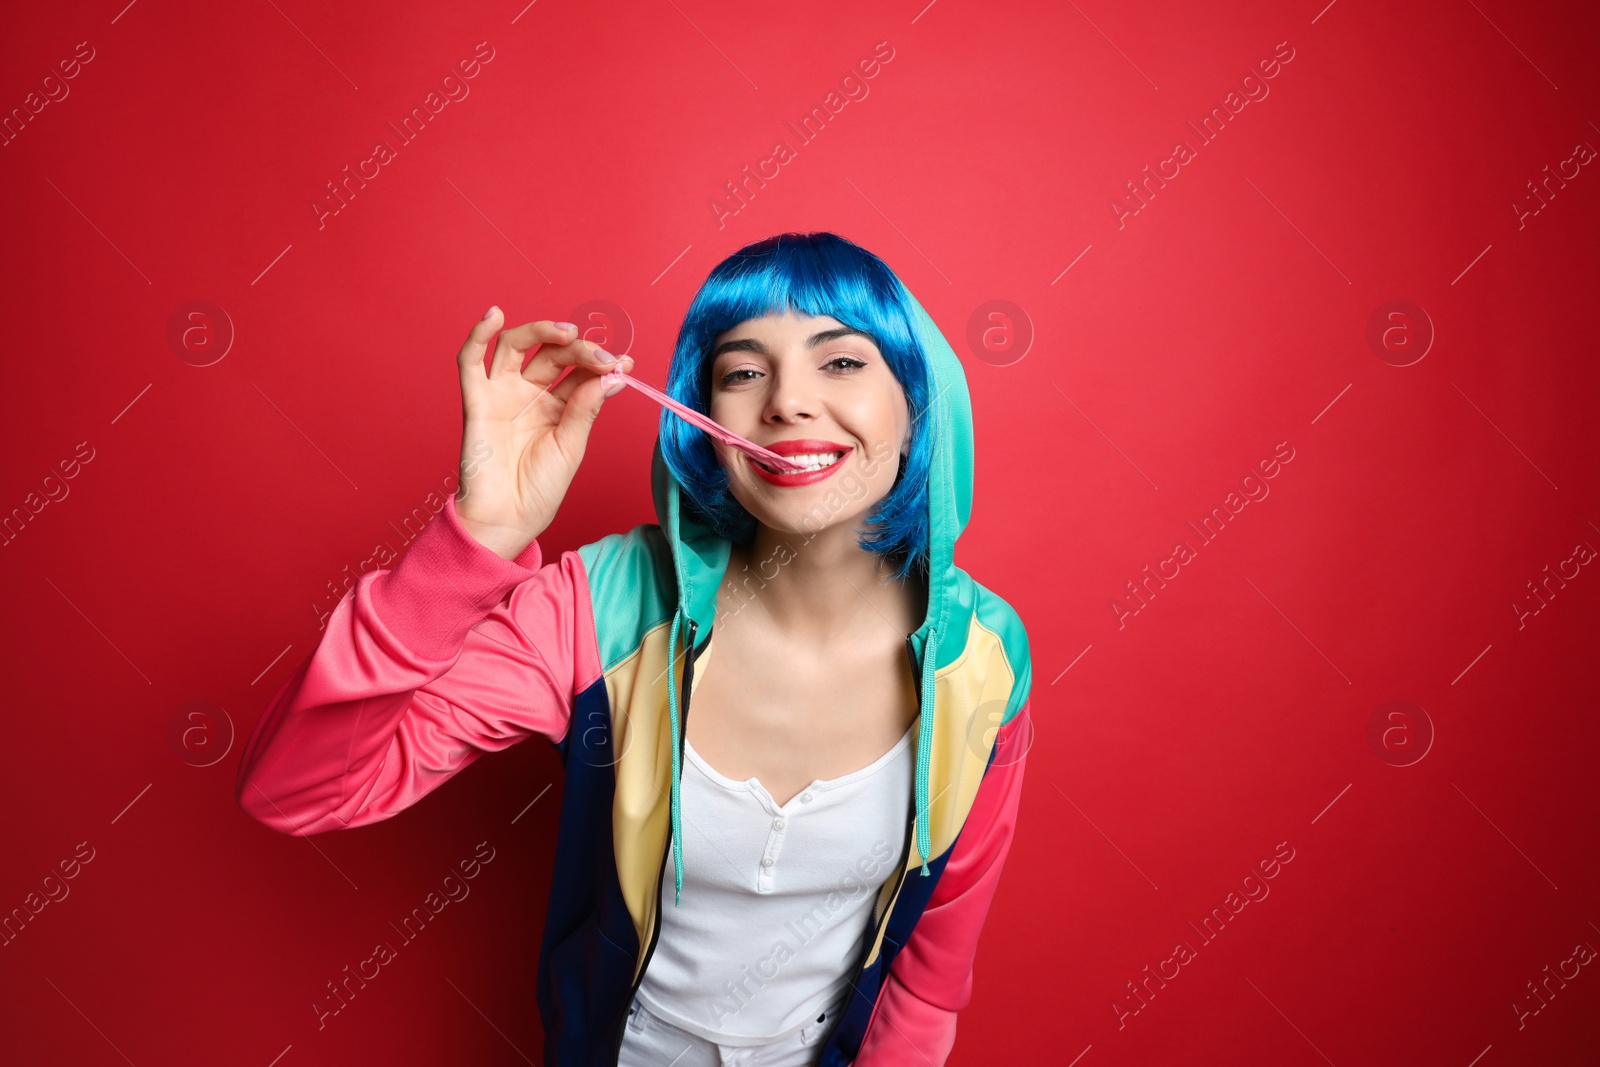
[577,525,677,675]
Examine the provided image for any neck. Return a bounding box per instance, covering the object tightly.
[722,522,925,646]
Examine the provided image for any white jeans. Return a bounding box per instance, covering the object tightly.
[617,991,847,1067]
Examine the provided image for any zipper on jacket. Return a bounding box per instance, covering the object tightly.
[811,632,924,1056]
[610,616,700,1065]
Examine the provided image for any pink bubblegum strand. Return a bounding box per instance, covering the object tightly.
[600,367,807,473]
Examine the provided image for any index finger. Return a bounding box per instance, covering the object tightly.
[518,330,625,391]
[457,309,578,379]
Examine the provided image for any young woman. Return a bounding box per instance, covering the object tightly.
[237,231,1034,1066]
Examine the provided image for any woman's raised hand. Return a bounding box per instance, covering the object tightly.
[453,307,634,560]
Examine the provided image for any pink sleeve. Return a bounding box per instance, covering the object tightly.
[235,494,597,836]
[856,701,1032,1066]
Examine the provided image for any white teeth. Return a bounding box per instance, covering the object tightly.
[764,450,843,473]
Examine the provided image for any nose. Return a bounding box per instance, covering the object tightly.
[760,366,818,425]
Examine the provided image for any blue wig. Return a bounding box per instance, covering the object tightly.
[658,231,932,584]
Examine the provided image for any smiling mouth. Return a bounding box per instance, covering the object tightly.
[756,450,847,475]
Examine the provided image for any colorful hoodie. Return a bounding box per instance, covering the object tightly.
[236,284,1034,1066]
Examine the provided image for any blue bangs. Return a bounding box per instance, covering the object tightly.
[658,231,932,584]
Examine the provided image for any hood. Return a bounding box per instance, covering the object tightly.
[649,281,975,905]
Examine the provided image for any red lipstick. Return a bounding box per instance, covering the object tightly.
[748,439,854,487]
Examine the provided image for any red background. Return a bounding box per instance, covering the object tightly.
[2,0,1597,1064]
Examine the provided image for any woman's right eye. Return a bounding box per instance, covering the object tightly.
[720,368,761,386]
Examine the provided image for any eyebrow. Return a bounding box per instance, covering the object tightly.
[709,326,876,362]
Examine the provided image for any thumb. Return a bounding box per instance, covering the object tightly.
[553,370,618,453]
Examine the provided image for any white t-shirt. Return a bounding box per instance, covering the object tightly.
[633,684,916,1046]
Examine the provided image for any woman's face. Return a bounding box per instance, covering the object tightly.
[707,310,910,541]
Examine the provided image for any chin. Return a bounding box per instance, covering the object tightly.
[722,453,897,542]
[732,493,887,543]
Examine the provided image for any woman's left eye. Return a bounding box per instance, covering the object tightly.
[827,356,867,372]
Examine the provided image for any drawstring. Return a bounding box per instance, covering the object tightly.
[915,625,938,878]
[665,464,687,908]
[667,605,686,906]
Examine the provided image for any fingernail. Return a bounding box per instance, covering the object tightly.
[588,346,616,365]
[604,377,626,398]
[554,321,576,332]
[483,306,498,320]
